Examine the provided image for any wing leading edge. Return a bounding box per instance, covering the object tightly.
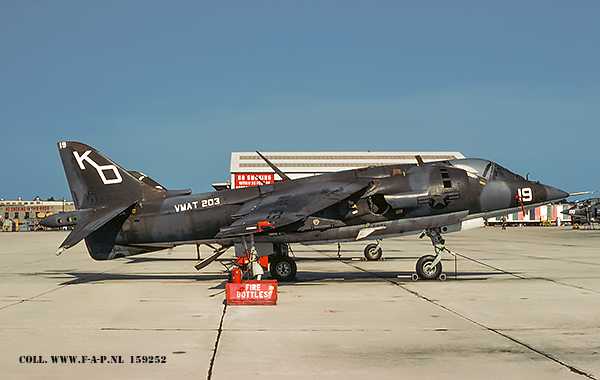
[215,174,372,238]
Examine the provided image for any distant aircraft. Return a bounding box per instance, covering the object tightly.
[42,142,568,281]
[563,197,599,227]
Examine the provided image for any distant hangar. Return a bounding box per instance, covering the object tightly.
[227,151,466,189]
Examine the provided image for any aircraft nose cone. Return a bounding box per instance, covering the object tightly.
[39,215,53,227]
[545,185,569,202]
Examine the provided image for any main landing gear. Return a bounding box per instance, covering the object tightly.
[414,228,449,281]
[231,239,297,282]
[269,243,297,282]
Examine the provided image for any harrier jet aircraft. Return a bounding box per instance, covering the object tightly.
[42,142,568,281]
[563,197,600,227]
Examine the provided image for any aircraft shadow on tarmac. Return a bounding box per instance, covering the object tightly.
[124,257,201,263]
[123,255,420,264]
[290,270,506,283]
[41,268,506,286]
[41,271,226,286]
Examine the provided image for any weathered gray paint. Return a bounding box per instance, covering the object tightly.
[42,142,569,263]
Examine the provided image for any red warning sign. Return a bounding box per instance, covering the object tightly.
[225,280,278,305]
[234,173,274,188]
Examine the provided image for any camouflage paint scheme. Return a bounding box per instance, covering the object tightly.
[42,142,568,280]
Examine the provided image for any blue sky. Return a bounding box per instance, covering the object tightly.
[1,0,598,201]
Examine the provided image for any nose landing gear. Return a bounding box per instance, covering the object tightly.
[416,254,442,280]
[415,228,449,280]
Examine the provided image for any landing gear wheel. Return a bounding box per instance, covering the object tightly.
[364,243,382,261]
[416,255,442,280]
[270,256,297,282]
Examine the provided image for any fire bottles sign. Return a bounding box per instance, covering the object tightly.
[225,280,277,305]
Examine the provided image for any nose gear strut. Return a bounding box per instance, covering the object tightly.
[415,228,449,280]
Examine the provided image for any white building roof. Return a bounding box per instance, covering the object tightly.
[231,151,465,176]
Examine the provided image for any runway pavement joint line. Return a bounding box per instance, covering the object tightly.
[310,245,597,380]
[207,302,227,380]
[453,251,600,294]
[0,263,131,312]
[451,251,526,279]
[393,283,597,380]
[0,286,67,311]
[100,327,219,331]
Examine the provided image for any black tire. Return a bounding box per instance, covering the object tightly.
[269,256,297,282]
[364,243,382,261]
[415,255,442,280]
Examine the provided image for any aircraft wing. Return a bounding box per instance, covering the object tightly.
[215,176,372,238]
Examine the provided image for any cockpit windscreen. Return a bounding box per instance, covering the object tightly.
[450,159,524,181]
[450,159,492,179]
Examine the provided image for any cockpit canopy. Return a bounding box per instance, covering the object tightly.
[450,159,492,179]
[449,159,524,181]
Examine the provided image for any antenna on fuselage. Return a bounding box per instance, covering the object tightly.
[256,151,291,181]
[415,155,425,166]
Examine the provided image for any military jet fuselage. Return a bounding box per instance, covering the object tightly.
[563,198,600,226]
[43,142,568,281]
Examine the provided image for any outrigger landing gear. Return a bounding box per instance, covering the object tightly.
[194,244,229,271]
[269,243,297,282]
[364,239,383,261]
[415,228,448,281]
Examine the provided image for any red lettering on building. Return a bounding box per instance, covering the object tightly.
[235,173,275,188]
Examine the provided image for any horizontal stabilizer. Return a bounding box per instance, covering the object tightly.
[56,202,136,254]
[166,189,192,197]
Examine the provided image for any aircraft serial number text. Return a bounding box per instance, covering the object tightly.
[174,198,221,212]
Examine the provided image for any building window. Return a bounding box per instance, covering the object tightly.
[25,212,30,219]
[14,212,19,219]
[4,213,8,219]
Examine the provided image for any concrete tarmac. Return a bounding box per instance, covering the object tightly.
[1,227,599,379]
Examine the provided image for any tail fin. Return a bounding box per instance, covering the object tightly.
[55,141,166,258]
[58,141,166,209]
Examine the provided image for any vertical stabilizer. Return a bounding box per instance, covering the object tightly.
[58,141,161,209]
[55,141,165,258]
